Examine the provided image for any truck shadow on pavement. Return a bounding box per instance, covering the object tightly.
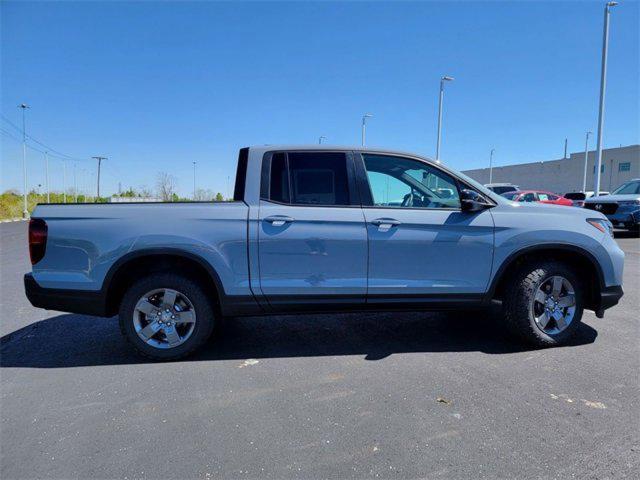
[0,310,598,369]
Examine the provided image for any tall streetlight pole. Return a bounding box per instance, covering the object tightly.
[19,103,30,218]
[62,160,67,203]
[594,1,618,195]
[73,162,78,203]
[193,161,197,200]
[45,151,50,203]
[92,156,107,199]
[361,114,372,146]
[318,136,326,145]
[582,131,592,192]
[435,76,454,163]
[489,148,495,184]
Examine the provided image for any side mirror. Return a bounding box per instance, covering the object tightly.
[460,189,494,212]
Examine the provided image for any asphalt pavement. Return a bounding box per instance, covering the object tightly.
[1,220,638,479]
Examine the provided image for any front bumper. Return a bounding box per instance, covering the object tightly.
[603,209,640,229]
[24,273,109,317]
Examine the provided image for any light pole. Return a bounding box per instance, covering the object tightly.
[361,114,372,146]
[193,161,196,200]
[489,148,495,184]
[19,103,29,218]
[583,131,592,192]
[435,76,454,163]
[92,156,107,200]
[73,162,78,203]
[62,160,67,203]
[318,136,326,145]
[594,1,618,195]
[45,151,50,203]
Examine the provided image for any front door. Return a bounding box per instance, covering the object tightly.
[356,153,495,303]
[258,151,367,310]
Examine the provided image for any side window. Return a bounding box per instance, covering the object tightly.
[263,152,351,206]
[538,193,549,201]
[520,192,537,202]
[362,154,461,209]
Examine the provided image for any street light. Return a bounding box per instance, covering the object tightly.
[318,136,326,145]
[193,161,197,200]
[435,76,454,163]
[583,131,592,192]
[594,1,618,195]
[18,103,29,218]
[361,113,373,146]
[489,148,496,183]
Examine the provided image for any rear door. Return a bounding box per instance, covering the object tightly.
[257,150,367,310]
[355,153,494,303]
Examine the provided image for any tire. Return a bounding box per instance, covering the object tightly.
[502,260,584,347]
[119,273,216,360]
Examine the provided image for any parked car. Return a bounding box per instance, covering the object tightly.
[502,190,573,206]
[583,179,640,235]
[485,183,519,195]
[564,191,610,208]
[25,146,624,360]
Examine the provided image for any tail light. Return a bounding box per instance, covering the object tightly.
[28,218,48,265]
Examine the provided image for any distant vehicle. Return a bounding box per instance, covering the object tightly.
[485,183,519,195]
[24,146,624,359]
[502,190,573,206]
[583,179,640,235]
[564,191,610,208]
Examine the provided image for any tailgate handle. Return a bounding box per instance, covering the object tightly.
[264,215,295,227]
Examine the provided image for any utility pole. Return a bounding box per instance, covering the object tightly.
[73,163,78,203]
[92,156,107,199]
[583,131,592,192]
[19,103,29,218]
[564,138,568,159]
[435,76,455,163]
[63,160,67,203]
[489,148,495,184]
[45,151,50,203]
[361,114,373,146]
[318,136,326,145]
[193,161,197,200]
[594,1,618,195]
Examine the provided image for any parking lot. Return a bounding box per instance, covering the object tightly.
[1,220,638,479]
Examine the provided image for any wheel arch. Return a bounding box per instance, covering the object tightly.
[103,248,225,317]
[488,244,605,311]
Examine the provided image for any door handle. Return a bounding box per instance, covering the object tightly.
[370,218,401,228]
[264,215,295,227]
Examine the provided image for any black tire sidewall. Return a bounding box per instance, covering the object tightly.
[119,273,215,360]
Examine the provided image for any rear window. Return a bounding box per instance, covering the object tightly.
[564,192,586,200]
[263,152,352,206]
[492,186,517,194]
[502,192,519,200]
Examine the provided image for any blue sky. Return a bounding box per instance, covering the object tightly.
[1,0,639,197]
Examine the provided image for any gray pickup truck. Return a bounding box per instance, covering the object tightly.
[25,146,624,359]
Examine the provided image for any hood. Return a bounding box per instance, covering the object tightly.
[584,193,640,203]
[511,201,602,218]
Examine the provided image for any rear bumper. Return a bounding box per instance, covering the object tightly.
[24,273,109,317]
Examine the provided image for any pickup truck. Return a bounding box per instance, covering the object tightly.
[25,146,625,360]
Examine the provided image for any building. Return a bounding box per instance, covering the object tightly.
[462,144,639,194]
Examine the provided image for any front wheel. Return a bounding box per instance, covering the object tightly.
[503,261,584,347]
[119,273,216,360]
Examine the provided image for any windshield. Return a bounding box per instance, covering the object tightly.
[612,180,640,195]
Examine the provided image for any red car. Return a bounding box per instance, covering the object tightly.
[502,190,574,206]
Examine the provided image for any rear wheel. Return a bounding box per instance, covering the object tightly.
[503,261,584,347]
[119,273,215,360]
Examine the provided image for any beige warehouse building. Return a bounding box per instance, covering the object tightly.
[463,144,639,194]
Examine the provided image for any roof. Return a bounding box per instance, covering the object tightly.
[247,144,437,162]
